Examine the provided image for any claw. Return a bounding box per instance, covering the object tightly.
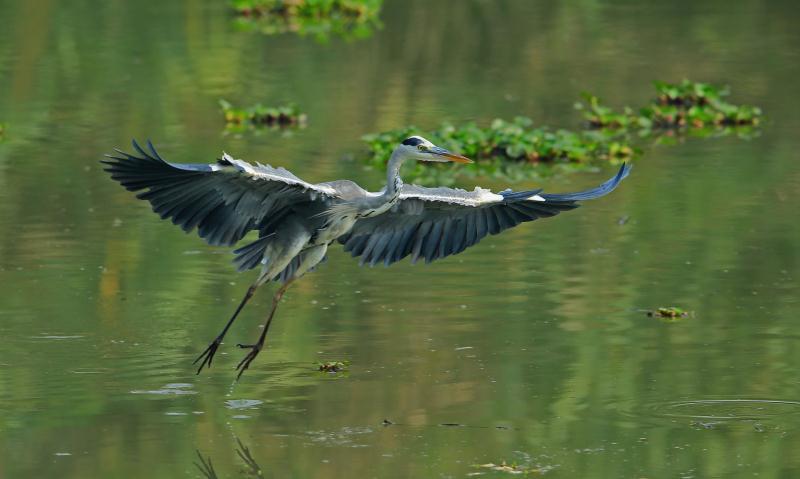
[194,338,222,375]
[235,342,263,380]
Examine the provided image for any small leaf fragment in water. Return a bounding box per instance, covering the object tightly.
[317,360,349,372]
[645,307,692,321]
[474,462,540,475]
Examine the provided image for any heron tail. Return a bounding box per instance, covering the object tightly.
[232,235,274,272]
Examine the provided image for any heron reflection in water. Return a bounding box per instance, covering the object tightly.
[103,137,630,378]
[195,437,262,479]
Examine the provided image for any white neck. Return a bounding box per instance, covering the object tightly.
[384,147,407,198]
[348,147,410,218]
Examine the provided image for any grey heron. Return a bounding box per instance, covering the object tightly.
[103,137,630,378]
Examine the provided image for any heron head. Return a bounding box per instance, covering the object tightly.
[398,136,473,164]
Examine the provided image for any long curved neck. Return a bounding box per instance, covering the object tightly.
[349,148,407,217]
[384,147,406,199]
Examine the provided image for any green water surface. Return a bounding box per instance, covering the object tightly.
[1,1,799,477]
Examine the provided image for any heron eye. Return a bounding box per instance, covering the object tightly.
[418,145,428,151]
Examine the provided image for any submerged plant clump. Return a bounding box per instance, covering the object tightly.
[645,307,692,321]
[220,100,307,132]
[363,118,635,186]
[577,80,761,133]
[231,0,383,41]
[317,360,349,373]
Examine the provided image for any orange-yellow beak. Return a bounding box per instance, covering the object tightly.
[442,152,473,164]
[429,146,473,163]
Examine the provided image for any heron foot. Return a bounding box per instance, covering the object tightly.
[235,341,264,380]
[193,337,223,375]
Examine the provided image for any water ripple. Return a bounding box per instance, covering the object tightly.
[130,383,196,396]
[612,397,800,430]
[650,398,800,421]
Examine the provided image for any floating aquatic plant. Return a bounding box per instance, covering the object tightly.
[576,80,762,132]
[317,360,349,372]
[220,100,307,133]
[362,117,635,186]
[576,94,636,130]
[231,0,383,41]
[645,307,692,321]
[364,80,762,184]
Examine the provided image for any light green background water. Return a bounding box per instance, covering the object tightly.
[1,1,799,477]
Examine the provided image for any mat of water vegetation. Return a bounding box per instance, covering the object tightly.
[363,118,635,186]
[220,100,307,134]
[577,80,761,132]
[231,0,383,41]
[362,80,761,185]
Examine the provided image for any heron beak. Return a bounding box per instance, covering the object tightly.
[430,146,474,163]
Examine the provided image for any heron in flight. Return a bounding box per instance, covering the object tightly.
[103,137,630,378]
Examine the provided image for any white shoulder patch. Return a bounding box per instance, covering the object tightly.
[472,186,504,204]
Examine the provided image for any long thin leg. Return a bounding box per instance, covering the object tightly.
[194,284,257,374]
[235,278,295,379]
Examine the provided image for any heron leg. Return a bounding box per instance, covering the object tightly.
[234,243,327,379]
[235,278,295,379]
[194,284,257,374]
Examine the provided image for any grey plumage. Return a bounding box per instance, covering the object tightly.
[102,137,630,378]
[338,165,629,266]
[103,140,346,247]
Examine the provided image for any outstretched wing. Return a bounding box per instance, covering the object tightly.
[103,140,350,246]
[339,164,631,266]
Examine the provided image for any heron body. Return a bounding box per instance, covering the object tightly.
[103,136,630,378]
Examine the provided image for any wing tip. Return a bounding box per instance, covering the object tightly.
[540,162,632,203]
[104,139,164,165]
[618,162,632,180]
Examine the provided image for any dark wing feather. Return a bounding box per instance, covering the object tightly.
[103,139,348,246]
[339,164,631,266]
